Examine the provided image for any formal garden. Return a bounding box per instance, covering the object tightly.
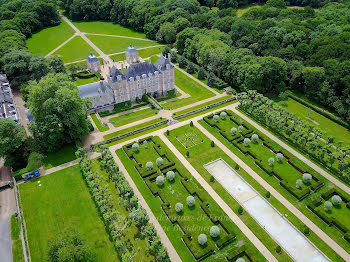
[117,136,265,261]
[198,110,350,253]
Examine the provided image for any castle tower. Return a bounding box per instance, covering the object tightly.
[87,52,101,73]
[125,44,139,64]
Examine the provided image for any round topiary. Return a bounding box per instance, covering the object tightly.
[198,234,207,245]
[166,171,175,181]
[146,161,153,170]
[236,258,245,262]
[331,195,342,206]
[213,115,219,122]
[251,134,259,143]
[324,201,333,211]
[302,173,312,183]
[296,179,302,188]
[231,127,237,135]
[303,227,310,236]
[175,202,183,213]
[210,226,220,238]
[220,112,227,119]
[156,175,164,186]
[156,157,164,166]
[186,195,195,207]
[265,191,271,198]
[243,138,251,147]
[268,157,274,166]
[276,245,281,254]
[238,206,243,214]
[132,143,139,152]
[238,125,244,132]
[276,153,283,162]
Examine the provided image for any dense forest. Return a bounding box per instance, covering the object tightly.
[60,0,350,124]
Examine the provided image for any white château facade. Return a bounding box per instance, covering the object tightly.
[78,45,175,112]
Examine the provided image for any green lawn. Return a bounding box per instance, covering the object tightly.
[199,112,350,255]
[11,215,24,262]
[19,165,119,262]
[275,97,350,146]
[72,21,147,39]
[43,144,77,169]
[315,200,349,226]
[138,46,163,58]
[109,108,156,127]
[73,75,100,86]
[162,68,215,110]
[237,4,262,17]
[52,36,92,63]
[167,124,345,262]
[117,136,267,262]
[26,19,75,55]
[91,114,109,132]
[110,53,125,62]
[86,35,158,55]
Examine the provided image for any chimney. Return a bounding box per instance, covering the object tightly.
[109,66,112,75]
[168,52,171,62]
[121,64,124,72]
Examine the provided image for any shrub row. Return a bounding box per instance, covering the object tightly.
[143,94,162,110]
[99,102,145,117]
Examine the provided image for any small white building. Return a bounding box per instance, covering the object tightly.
[87,52,101,73]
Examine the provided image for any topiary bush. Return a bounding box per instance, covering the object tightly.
[166,171,175,181]
[156,175,164,186]
[238,125,244,133]
[268,157,274,166]
[211,140,215,147]
[303,173,312,183]
[156,157,163,166]
[303,226,310,236]
[331,195,342,206]
[190,121,193,127]
[296,179,302,188]
[186,195,195,207]
[146,161,153,170]
[276,245,281,254]
[132,143,139,152]
[238,206,243,215]
[198,67,206,80]
[236,258,245,262]
[210,176,215,182]
[276,153,283,162]
[198,234,207,245]
[210,226,220,238]
[324,201,332,211]
[265,191,271,198]
[220,111,227,119]
[231,127,237,135]
[251,134,259,143]
[186,151,190,157]
[213,115,219,122]
[175,202,183,213]
[244,138,251,147]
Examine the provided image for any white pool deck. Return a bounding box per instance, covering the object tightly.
[204,159,329,262]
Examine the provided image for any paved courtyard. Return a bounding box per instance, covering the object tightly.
[204,158,330,262]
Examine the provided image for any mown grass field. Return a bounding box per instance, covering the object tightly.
[11,214,24,262]
[117,136,267,262]
[91,114,109,132]
[109,107,156,127]
[19,165,119,262]
[72,21,147,38]
[52,36,92,63]
[43,143,76,169]
[26,19,74,55]
[138,46,164,58]
[87,35,158,55]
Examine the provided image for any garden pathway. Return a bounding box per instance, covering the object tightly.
[45,33,77,57]
[232,109,350,195]
[110,151,181,262]
[194,120,350,261]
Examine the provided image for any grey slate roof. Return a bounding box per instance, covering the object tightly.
[87,52,99,63]
[0,74,18,123]
[126,44,138,54]
[154,55,174,71]
[124,61,158,79]
[78,81,112,98]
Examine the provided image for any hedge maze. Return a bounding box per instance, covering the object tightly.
[122,136,256,261]
[203,110,324,201]
[308,189,350,243]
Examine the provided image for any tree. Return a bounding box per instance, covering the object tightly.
[175,203,183,213]
[132,143,139,152]
[302,173,312,183]
[47,230,95,262]
[251,134,259,143]
[46,55,66,74]
[162,47,170,57]
[0,119,26,167]
[331,195,342,206]
[216,0,237,9]
[238,125,244,133]
[186,151,190,157]
[324,201,332,211]
[166,130,170,136]
[178,56,187,68]
[220,112,227,119]
[146,162,153,170]
[186,196,195,207]
[207,72,216,87]
[276,153,283,162]
[296,179,302,188]
[210,226,220,238]
[156,176,164,186]
[166,171,175,181]
[266,0,286,8]
[190,121,193,127]
[231,128,237,135]
[268,157,274,166]
[211,141,215,147]
[187,62,196,74]
[156,22,176,44]
[265,191,271,198]
[198,234,207,245]
[26,152,44,171]
[156,157,163,166]
[244,138,251,147]
[197,67,206,80]
[213,115,219,122]
[27,74,91,152]
[276,245,282,254]
[238,206,243,214]
[175,17,191,33]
